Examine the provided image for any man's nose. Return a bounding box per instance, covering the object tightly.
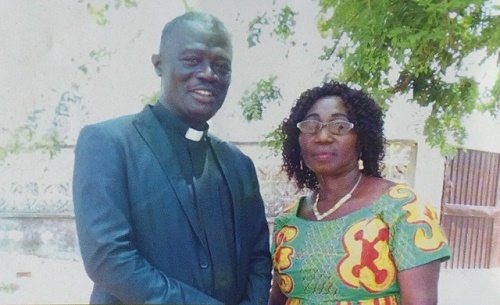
[197,62,218,81]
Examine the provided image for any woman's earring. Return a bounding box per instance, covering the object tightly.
[358,159,364,171]
[300,160,304,171]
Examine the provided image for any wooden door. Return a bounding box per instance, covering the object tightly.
[440,148,500,269]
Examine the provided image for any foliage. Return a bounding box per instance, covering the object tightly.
[477,69,500,117]
[78,47,115,75]
[246,0,500,156]
[142,92,160,106]
[0,89,83,162]
[239,76,283,121]
[0,1,142,162]
[260,127,285,156]
[0,47,110,162]
[248,5,297,48]
[0,282,19,294]
[5,1,497,161]
[83,0,138,25]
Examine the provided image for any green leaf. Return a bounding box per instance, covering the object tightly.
[247,0,499,156]
[239,76,282,122]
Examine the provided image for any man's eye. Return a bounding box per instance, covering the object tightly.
[182,57,200,65]
[214,62,231,73]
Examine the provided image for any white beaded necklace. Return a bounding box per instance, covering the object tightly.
[312,174,362,221]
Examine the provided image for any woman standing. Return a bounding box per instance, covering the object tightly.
[269,81,451,305]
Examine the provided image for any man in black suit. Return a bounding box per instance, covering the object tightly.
[73,11,272,304]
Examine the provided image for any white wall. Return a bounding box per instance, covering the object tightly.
[1,0,498,206]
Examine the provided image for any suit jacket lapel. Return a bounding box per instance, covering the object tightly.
[208,137,243,259]
[132,106,206,245]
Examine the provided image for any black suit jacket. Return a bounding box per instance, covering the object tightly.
[73,105,272,304]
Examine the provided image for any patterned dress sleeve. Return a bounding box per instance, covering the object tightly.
[270,198,300,265]
[381,185,452,271]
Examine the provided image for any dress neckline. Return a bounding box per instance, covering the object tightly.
[294,183,407,223]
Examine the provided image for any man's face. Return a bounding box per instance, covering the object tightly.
[152,20,232,129]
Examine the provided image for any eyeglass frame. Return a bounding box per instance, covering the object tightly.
[296,119,355,136]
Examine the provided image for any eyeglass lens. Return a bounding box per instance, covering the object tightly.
[298,120,353,135]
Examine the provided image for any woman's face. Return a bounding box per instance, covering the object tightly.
[298,96,359,177]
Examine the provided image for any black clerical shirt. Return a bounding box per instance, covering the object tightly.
[151,102,237,303]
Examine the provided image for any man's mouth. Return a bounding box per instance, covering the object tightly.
[190,88,217,104]
[193,89,214,97]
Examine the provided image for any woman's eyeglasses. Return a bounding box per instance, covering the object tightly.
[296,120,354,136]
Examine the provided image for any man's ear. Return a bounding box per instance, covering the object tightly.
[151,54,162,76]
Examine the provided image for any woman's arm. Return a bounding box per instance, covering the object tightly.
[268,272,288,305]
[398,260,441,305]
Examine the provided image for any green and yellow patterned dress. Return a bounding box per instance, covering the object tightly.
[271,184,451,305]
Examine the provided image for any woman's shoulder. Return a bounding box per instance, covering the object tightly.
[362,175,416,199]
[273,197,304,223]
[279,197,302,215]
[358,176,399,204]
[384,183,419,201]
[372,182,434,218]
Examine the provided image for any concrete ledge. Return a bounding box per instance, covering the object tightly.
[0,217,80,260]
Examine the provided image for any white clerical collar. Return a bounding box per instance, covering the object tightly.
[185,128,204,141]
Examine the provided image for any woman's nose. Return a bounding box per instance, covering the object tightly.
[315,125,334,142]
